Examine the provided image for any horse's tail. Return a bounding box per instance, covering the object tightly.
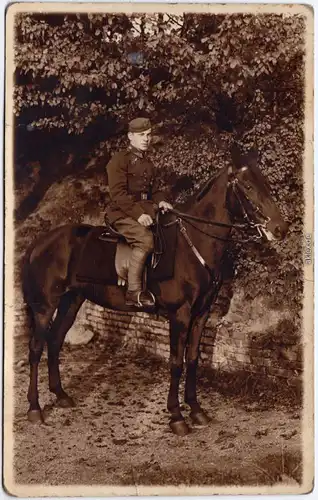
[21,244,36,335]
[21,240,49,335]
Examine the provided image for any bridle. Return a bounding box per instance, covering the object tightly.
[168,165,272,243]
[156,165,274,277]
[227,166,272,240]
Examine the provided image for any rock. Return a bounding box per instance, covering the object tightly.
[17,360,27,368]
[215,431,236,443]
[65,325,94,345]
[280,430,297,440]
[255,428,269,438]
[245,402,268,412]
[291,413,300,420]
[16,360,28,373]
[113,438,127,445]
[221,442,235,450]
[65,303,95,345]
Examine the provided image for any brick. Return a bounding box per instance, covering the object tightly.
[250,357,264,367]
[230,330,248,340]
[201,337,216,348]
[228,339,243,348]
[262,358,274,368]
[266,366,290,378]
[200,344,215,354]
[152,327,169,336]
[245,365,262,374]
[200,353,209,361]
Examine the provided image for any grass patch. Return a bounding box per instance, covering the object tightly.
[198,367,302,409]
[121,451,302,486]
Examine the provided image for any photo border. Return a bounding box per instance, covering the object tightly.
[3,2,314,496]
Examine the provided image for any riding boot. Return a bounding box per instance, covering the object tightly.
[126,248,155,308]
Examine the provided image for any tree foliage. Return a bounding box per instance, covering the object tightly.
[13,12,306,313]
[14,12,304,133]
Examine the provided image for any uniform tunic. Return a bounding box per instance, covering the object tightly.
[106,146,167,252]
[106,146,166,223]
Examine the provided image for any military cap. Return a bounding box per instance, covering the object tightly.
[128,117,151,133]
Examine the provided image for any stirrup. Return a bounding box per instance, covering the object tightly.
[143,290,156,305]
[135,291,156,307]
[126,290,156,308]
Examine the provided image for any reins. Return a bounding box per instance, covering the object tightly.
[169,209,247,231]
[158,172,272,276]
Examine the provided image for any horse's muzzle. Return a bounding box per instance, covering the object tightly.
[272,221,289,240]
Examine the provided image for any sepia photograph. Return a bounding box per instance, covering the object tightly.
[4,2,314,496]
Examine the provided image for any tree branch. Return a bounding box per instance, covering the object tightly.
[167,14,183,29]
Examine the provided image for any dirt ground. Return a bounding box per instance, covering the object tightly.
[12,336,302,488]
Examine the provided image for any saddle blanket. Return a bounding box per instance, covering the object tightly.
[75,217,177,286]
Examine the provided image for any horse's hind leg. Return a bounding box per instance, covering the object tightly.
[27,307,55,423]
[47,292,84,407]
[184,309,210,426]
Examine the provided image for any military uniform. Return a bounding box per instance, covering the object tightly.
[106,146,166,252]
[106,117,169,307]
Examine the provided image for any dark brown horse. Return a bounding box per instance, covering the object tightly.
[22,148,288,436]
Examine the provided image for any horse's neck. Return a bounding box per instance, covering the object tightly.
[182,168,231,272]
[190,169,229,222]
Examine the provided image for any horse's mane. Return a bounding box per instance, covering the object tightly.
[195,168,225,202]
[176,167,226,212]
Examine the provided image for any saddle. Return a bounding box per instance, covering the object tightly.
[75,213,178,286]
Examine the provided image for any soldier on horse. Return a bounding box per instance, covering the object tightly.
[23,130,289,434]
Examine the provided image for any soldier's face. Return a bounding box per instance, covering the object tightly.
[128,129,152,151]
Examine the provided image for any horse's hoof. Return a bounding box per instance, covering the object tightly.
[169,419,191,436]
[190,410,210,427]
[27,409,44,423]
[56,396,75,408]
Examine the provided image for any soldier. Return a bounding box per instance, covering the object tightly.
[106,117,173,308]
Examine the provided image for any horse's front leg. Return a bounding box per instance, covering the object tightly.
[184,309,211,426]
[168,303,191,436]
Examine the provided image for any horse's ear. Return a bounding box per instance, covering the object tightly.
[244,148,259,167]
[230,143,242,170]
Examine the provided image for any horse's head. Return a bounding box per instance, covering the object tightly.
[228,146,289,241]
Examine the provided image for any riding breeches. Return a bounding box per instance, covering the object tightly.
[113,217,154,254]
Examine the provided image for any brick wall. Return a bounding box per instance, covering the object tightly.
[78,293,302,386]
[14,287,302,386]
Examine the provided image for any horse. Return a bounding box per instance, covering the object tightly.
[22,147,288,436]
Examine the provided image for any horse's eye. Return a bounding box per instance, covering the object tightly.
[246,185,252,190]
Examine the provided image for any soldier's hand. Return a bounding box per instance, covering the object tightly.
[159,201,173,213]
[138,214,153,227]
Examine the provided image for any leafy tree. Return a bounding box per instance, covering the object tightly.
[13,12,306,312]
[14,13,304,134]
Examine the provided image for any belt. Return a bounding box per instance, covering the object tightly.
[131,192,149,201]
